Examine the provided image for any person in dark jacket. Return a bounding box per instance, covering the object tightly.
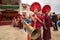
[52,12,58,31]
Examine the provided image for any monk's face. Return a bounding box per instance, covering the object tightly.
[45,11,49,15]
[34,9,38,14]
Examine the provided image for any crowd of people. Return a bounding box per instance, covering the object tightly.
[12,2,60,40]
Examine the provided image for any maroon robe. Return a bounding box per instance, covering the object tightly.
[31,13,43,40]
[31,14,43,28]
[43,15,51,40]
[18,20,23,29]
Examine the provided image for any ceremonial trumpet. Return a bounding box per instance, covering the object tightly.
[23,21,41,40]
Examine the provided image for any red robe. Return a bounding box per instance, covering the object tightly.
[43,15,51,40]
[31,13,43,40]
[31,13,43,28]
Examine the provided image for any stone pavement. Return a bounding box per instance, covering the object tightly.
[0,25,60,40]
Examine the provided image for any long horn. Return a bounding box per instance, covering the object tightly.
[23,20,41,40]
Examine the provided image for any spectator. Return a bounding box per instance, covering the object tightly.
[52,12,58,31]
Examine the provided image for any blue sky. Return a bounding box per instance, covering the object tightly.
[21,0,60,14]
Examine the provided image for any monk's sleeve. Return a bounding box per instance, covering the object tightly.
[36,15,43,24]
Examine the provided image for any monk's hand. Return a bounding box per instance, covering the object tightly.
[45,27,48,30]
[34,27,36,29]
[34,15,37,19]
[52,22,55,25]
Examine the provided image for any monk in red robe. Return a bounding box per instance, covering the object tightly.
[42,5,52,40]
[30,2,43,40]
[12,14,23,29]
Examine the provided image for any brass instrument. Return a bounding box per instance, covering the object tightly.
[23,21,41,40]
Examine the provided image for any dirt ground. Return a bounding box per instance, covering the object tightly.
[0,25,60,40]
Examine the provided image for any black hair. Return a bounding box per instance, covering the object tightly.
[53,12,55,14]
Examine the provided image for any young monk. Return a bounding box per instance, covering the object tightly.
[30,2,44,40]
[12,14,23,29]
[42,5,52,40]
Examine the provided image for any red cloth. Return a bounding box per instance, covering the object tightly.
[13,17,16,20]
[42,5,51,14]
[0,0,2,4]
[30,2,41,12]
[22,13,26,17]
[0,14,2,21]
[17,14,22,17]
[43,15,51,40]
[0,21,12,25]
[27,34,31,40]
[31,14,43,28]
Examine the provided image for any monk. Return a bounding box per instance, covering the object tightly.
[30,2,44,40]
[42,5,52,40]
